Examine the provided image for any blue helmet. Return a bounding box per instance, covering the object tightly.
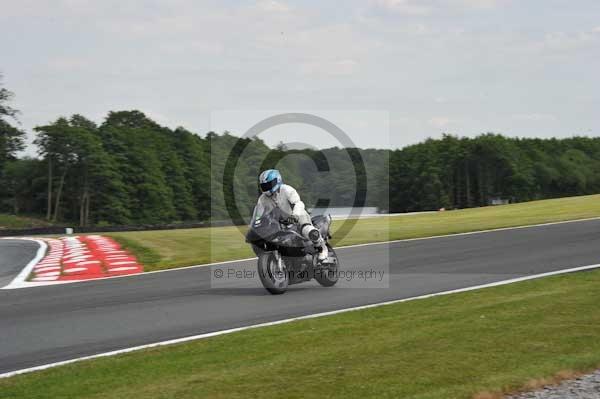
[259,169,282,196]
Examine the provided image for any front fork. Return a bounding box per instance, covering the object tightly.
[273,251,284,274]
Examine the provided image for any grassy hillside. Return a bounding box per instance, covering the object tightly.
[3,266,600,398]
[109,194,600,271]
[0,214,51,229]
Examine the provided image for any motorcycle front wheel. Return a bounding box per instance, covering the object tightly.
[257,251,289,295]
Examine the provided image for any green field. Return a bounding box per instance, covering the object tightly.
[109,194,600,271]
[3,267,600,399]
[0,214,51,229]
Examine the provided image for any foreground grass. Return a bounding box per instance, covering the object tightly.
[109,194,600,271]
[0,214,51,229]
[3,269,600,399]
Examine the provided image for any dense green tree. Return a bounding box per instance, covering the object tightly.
[34,117,80,221]
[5,104,600,226]
[172,128,211,220]
[0,74,27,214]
[99,111,176,224]
[0,120,25,165]
[1,158,44,214]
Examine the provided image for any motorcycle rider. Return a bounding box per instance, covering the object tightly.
[255,169,329,261]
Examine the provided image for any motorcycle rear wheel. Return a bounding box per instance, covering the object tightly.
[314,244,339,287]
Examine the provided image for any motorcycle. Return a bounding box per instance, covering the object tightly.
[245,207,339,294]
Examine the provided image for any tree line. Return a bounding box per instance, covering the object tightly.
[389,134,600,212]
[2,79,600,226]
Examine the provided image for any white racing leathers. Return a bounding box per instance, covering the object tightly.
[254,184,328,260]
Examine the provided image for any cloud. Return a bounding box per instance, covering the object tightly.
[256,0,290,13]
[538,28,600,52]
[511,113,557,123]
[300,59,359,77]
[451,0,506,9]
[47,56,91,72]
[428,117,455,128]
[368,0,508,17]
[372,0,432,16]
[3,0,600,153]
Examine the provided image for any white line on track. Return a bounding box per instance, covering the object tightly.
[1,262,599,379]
[2,216,600,289]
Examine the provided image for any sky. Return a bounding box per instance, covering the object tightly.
[2,0,600,154]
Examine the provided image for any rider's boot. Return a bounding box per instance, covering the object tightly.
[302,225,328,261]
[317,244,328,262]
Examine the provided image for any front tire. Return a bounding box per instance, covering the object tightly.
[257,252,289,295]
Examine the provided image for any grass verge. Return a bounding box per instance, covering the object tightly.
[111,235,162,266]
[106,194,600,271]
[0,214,51,229]
[2,268,600,398]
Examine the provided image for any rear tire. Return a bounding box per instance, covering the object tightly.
[257,252,289,295]
[314,244,339,287]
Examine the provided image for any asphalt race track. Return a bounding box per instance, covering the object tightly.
[1,219,599,374]
[0,240,39,288]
